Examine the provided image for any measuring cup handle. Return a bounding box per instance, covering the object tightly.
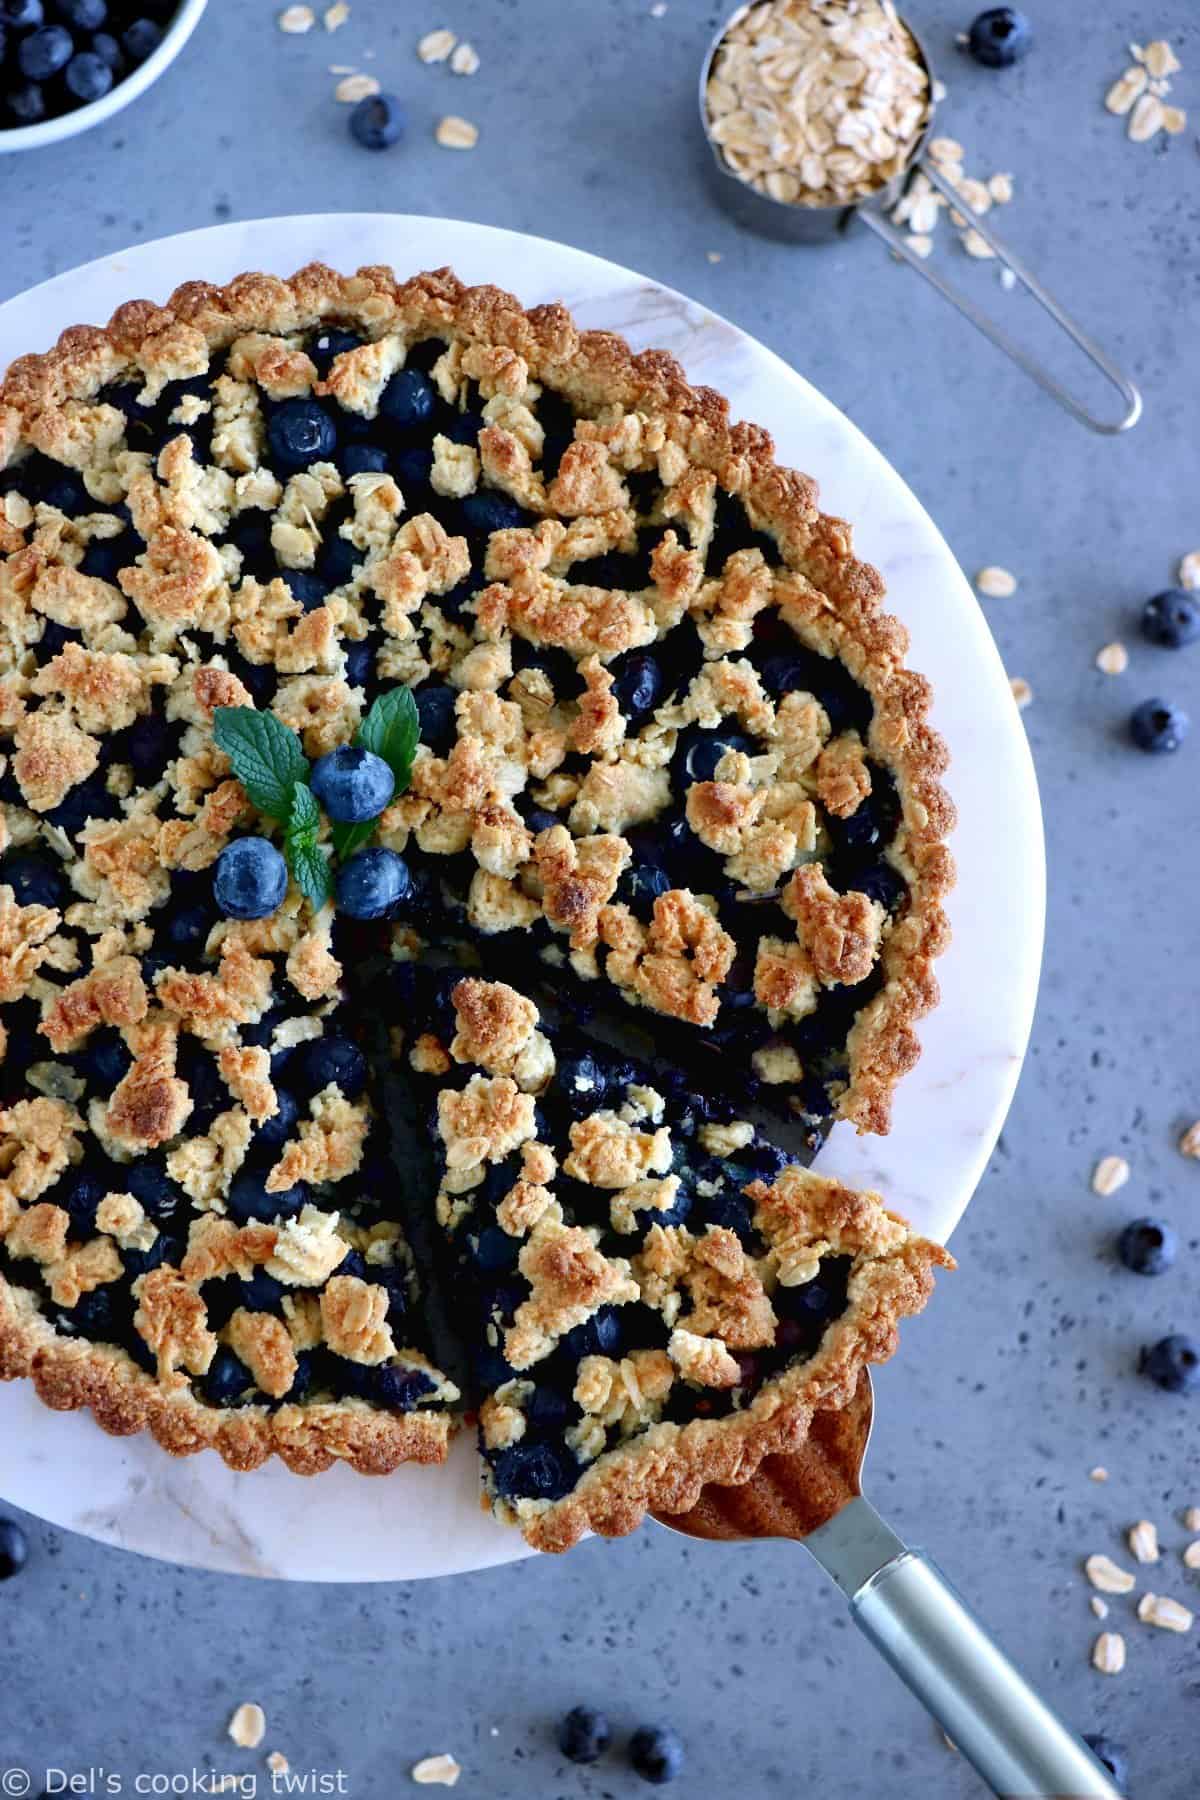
[858,155,1142,435]
[851,1547,1123,1798]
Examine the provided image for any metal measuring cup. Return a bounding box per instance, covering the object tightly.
[699,6,1142,434]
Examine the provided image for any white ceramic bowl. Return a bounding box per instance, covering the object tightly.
[0,0,207,155]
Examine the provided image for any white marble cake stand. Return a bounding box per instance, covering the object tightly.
[0,216,1044,1581]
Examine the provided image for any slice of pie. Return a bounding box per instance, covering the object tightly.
[0,263,954,1543]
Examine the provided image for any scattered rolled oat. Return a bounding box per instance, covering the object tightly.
[975,566,1017,598]
[278,3,315,30]
[1184,1507,1200,1532]
[435,115,478,149]
[1144,39,1181,79]
[418,28,457,62]
[1092,1631,1126,1674]
[266,1755,289,1777]
[1179,553,1200,591]
[1096,642,1129,675]
[1106,66,1147,114]
[1162,105,1188,134]
[1091,1155,1130,1197]
[324,2,349,28]
[228,1704,267,1751]
[1010,677,1032,710]
[1182,1541,1200,1569]
[1105,39,1185,141]
[449,42,479,75]
[705,0,931,209]
[1178,1122,1200,1159]
[1085,1553,1136,1595]
[905,234,934,259]
[335,72,379,101]
[650,1,669,13]
[1128,1520,1161,1564]
[412,1756,461,1788]
[928,135,964,164]
[962,227,995,259]
[1090,1595,1110,1619]
[1137,1592,1194,1633]
[998,267,1016,291]
[988,171,1014,203]
[1129,94,1167,141]
[1090,1466,1110,1482]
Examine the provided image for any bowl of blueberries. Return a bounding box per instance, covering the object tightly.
[0,0,206,152]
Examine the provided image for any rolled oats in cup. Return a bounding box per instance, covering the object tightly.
[705,0,931,208]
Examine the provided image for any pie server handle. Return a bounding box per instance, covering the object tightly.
[805,1497,1122,1799]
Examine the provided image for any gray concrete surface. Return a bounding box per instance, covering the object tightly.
[2,2,1199,1795]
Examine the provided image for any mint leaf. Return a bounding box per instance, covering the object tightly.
[356,687,420,796]
[285,781,332,910]
[330,817,377,862]
[214,706,309,821]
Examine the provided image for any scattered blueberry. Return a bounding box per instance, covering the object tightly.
[460,490,531,536]
[0,0,44,27]
[226,1167,308,1227]
[334,846,412,920]
[630,1725,685,1786]
[17,22,71,79]
[343,639,374,692]
[676,725,752,785]
[491,1440,577,1502]
[1117,1217,1177,1277]
[237,1269,287,1313]
[54,0,106,28]
[2,850,65,909]
[5,79,45,122]
[89,28,121,69]
[311,745,395,823]
[1083,1735,1128,1791]
[124,1159,183,1226]
[349,90,405,151]
[62,48,112,99]
[558,1707,612,1766]
[291,1031,367,1100]
[119,16,160,61]
[1141,588,1200,650]
[415,684,458,754]
[556,1052,607,1110]
[267,397,338,474]
[315,531,364,587]
[309,328,362,374]
[379,367,435,431]
[1140,1333,1200,1394]
[339,443,389,477]
[252,1086,299,1156]
[966,7,1031,68]
[74,1024,131,1089]
[282,569,331,612]
[214,837,288,920]
[442,407,484,447]
[1129,698,1188,754]
[611,651,663,720]
[561,1304,623,1362]
[0,1517,29,1580]
[203,1346,255,1408]
[618,861,671,917]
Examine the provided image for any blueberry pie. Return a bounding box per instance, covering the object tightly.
[0,264,953,1539]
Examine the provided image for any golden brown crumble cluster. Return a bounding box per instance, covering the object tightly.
[0,262,952,1497]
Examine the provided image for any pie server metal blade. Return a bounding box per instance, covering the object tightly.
[653,1371,1122,1799]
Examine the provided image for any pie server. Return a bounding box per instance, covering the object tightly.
[653,1370,1122,1799]
[699,7,1142,435]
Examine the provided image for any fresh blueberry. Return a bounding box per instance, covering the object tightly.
[524,1385,571,1432]
[460,490,532,536]
[491,1441,577,1502]
[291,1032,366,1100]
[310,745,395,823]
[284,1349,316,1402]
[379,368,435,431]
[89,28,122,69]
[1117,1217,1177,1277]
[393,443,434,490]
[339,443,389,477]
[237,1269,286,1313]
[120,16,161,61]
[334,847,411,921]
[223,511,275,580]
[348,91,405,151]
[0,0,43,26]
[630,1726,685,1786]
[697,1189,753,1243]
[176,1039,226,1132]
[610,651,663,720]
[214,837,288,920]
[267,398,338,474]
[40,467,89,513]
[1140,1333,1200,1393]
[1130,698,1188,754]
[343,639,375,691]
[17,22,72,77]
[1,851,66,909]
[47,772,119,837]
[63,45,111,98]
[119,710,172,778]
[558,1707,612,1766]
[0,1518,29,1581]
[252,1087,299,1157]
[226,651,275,709]
[414,687,457,759]
[283,569,331,612]
[161,902,214,956]
[676,725,752,785]
[124,1159,183,1226]
[226,1168,308,1227]
[561,1304,623,1362]
[855,861,907,913]
[375,1365,436,1411]
[309,328,363,375]
[203,1347,255,1408]
[54,0,105,28]
[618,862,671,918]
[635,1185,691,1231]
[61,1284,121,1341]
[5,80,46,124]
[470,1225,521,1274]
[1142,588,1200,650]
[966,7,1031,68]
[1082,1735,1128,1790]
[55,1163,107,1228]
[442,408,484,447]
[556,1053,607,1110]
[74,1024,131,1089]
[315,532,364,587]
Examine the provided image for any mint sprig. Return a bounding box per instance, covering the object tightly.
[285,781,333,910]
[214,706,309,821]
